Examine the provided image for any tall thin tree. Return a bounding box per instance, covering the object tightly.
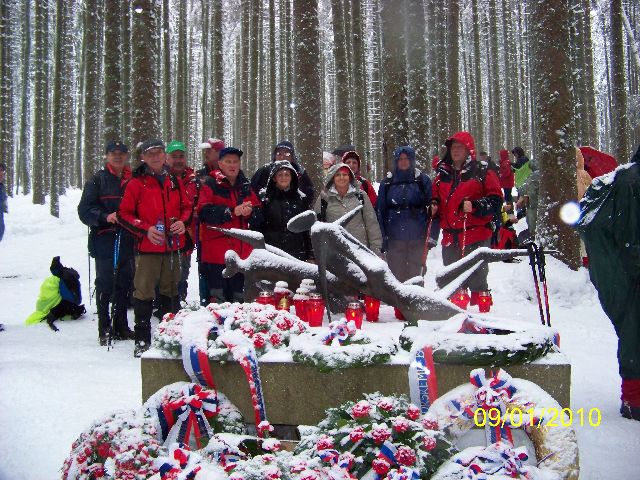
[131,0,161,147]
[104,0,123,142]
[292,0,322,194]
[610,0,630,163]
[530,0,581,269]
[32,0,49,203]
[380,0,408,169]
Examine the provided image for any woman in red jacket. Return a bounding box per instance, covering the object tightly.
[499,149,515,204]
[197,147,262,303]
[431,132,503,310]
[117,139,192,357]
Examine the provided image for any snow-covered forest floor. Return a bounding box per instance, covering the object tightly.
[0,191,639,479]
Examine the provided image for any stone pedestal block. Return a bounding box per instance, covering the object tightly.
[141,352,570,426]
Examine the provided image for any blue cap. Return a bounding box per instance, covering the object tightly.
[105,140,128,154]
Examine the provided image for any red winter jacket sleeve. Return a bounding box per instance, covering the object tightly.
[117,178,153,237]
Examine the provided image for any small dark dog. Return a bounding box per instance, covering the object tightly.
[46,257,86,331]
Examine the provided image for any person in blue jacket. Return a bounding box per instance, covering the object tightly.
[377,146,432,282]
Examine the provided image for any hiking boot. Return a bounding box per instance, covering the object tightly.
[621,402,640,421]
[134,341,149,358]
[99,335,108,346]
[114,325,135,341]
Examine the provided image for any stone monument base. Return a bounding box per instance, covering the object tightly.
[141,351,570,426]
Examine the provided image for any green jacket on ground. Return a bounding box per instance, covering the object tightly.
[25,276,62,325]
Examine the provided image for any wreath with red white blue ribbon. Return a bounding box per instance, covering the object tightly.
[423,368,580,480]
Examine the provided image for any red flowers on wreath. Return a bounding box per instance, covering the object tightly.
[316,435,335,450]
[270,332,283,347]
[371,424,392,444]
[392,416,411,433]
[422,435,437,451]
[422,418,439,431]
[376,398,395,412]
[349,426,366,442]
[372,458,391,475]
[396,446,417,466]
[406,404,421,421]
[253,333,267,349]
[351,400,371,418]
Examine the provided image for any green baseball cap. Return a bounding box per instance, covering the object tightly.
[166,140,186,154]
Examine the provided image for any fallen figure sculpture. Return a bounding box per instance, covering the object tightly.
[218,207,534,325]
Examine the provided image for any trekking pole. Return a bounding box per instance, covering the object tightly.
[420,217,434,286]
[461,213,468,257]
[107,229,122,351]
[532,243,551,327]
[526,243,546,326]
[87,228,92,308]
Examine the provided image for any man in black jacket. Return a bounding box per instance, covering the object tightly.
[78,141,135,345]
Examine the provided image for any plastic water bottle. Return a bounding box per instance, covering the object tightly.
[156,216,165,244]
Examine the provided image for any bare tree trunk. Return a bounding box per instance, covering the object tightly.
[471,0,484,150]
[380,0,408,170]
[33,0,49,203]
[446,0,461,135]
[201,0,210,139]
[501,0,513,150]
[17,0,32,195]
[331,0,352,144]
[174,0,187,143]
[435,0,449,146]
[0,0,15,193]
[351,0,368,155]
[269,0,277,145]
[162,0,171,140]
[121,0,132,143]
[530,0,581,269]
[51,0,75,216]
[104,0,122,142]
[247,0,260,165]
[211,0,223,137]
[611,0,629,162]
[131,0,161,148]
[488,0,503,154]
[292,0,322,196]
[405,0,430,170]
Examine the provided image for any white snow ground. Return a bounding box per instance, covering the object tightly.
[0,190,639,479]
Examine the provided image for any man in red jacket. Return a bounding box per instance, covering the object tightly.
[117,139,192,357]
[166,140,198,302]
[432,131,503,309]
[198,147,262,303]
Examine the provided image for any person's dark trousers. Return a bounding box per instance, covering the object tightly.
[95,255,134,339]
[442,239,492,291]
[178,252,191,302]
[202,263,245,303]
[503,187,513,203]
[0,212,4,242]
[386,239,425,282]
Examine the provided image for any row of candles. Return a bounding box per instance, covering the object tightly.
[257,282,491,326]
[255,280,381,328]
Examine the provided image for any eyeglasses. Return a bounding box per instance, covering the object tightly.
[277,151,292,157]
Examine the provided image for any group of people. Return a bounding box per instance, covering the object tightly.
[78,131,533,357]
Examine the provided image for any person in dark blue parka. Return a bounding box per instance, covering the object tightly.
[377,146,432,282]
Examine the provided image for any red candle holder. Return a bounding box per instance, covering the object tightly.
[307,293,325,327]
[477,291,492,313]
[363,296,381,322]
[450,288,470,310]
[345,301,364,329]
[256,291,275,306]
[293,289,309,321]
